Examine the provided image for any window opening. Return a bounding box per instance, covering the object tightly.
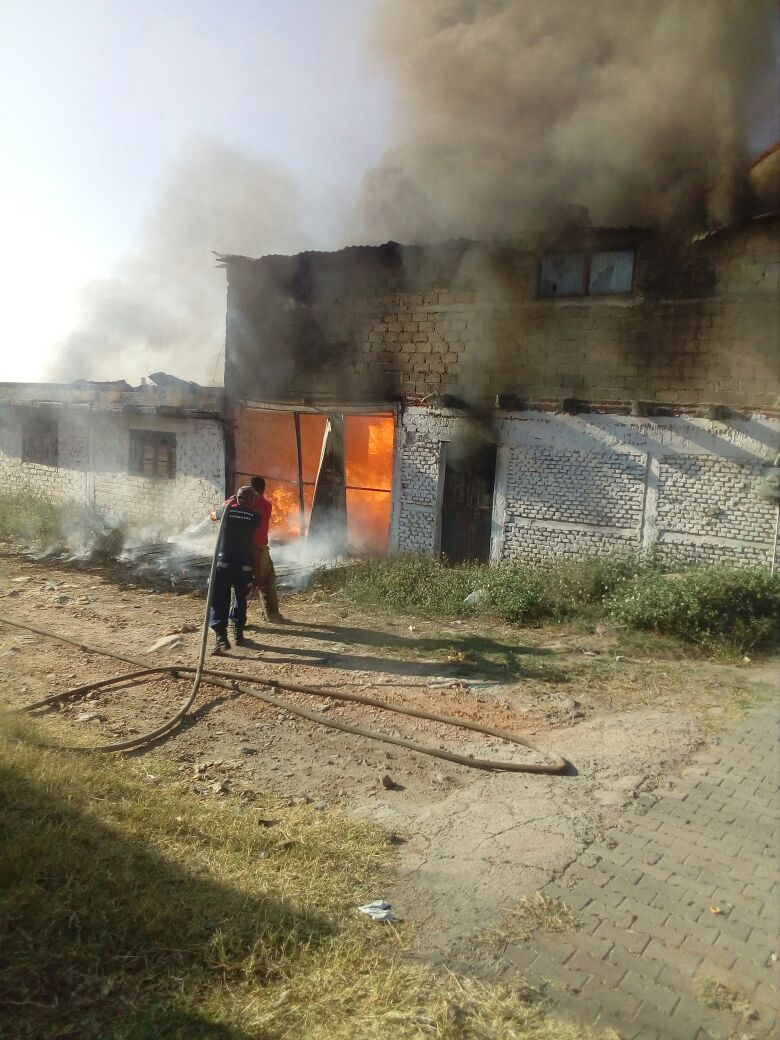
[539,253,586,297]
[589,250,635,294]
[539,249,634,297]
[22,418,58,466]
[233,406,394,552]
[129,430,177,479]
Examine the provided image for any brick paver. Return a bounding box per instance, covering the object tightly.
[492,702,780,1039]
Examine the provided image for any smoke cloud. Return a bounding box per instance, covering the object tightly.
[45,139,308,385]
[361,0,776,242]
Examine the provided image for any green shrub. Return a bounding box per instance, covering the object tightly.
[317,554,645,625]
[529,556,642,615]
[608,566,780,650]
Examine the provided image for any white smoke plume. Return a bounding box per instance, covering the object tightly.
[361,0,776,242]
[45,139,308,385]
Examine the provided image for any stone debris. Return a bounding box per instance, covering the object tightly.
[463,588,489,607]
[148,633,184,653]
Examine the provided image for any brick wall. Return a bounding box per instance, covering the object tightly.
[0,406,225,537]
[391,408,780,569]
[0,410,91,503]
[225,216,780,411]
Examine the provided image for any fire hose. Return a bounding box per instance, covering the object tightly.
[0,506,567,775]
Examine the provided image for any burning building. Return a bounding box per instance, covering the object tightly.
[222,205,780,569]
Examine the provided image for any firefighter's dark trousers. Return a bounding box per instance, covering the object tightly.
[209,561,253,632]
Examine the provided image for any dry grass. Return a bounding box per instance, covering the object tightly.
[485,894,581,949]
[695,977,756,1020]
[0,717,615,1040]
[559,653,762,729]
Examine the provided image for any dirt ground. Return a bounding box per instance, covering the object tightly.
[1,547,775,959]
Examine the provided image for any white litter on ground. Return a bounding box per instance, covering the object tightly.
[357,900,399,923]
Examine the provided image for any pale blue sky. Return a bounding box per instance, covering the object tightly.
[0,0,391,379]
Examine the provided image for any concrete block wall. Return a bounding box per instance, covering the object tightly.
[226,216,780,412]
[391,407,780,570]
[0,407,225,538]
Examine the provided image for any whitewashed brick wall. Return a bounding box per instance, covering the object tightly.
[390,407,780,569]
[0,408,90,503]
[0,407,225,537]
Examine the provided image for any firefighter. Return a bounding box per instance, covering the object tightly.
[208,485,259,653]
[249,475,283,622]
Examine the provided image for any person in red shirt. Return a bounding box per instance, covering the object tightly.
[249,475,282,622]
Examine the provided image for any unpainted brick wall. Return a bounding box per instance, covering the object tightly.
[225,217,780,411]
[391,408,780,569]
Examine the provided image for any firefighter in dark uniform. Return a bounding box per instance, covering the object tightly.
[209,485,260,654]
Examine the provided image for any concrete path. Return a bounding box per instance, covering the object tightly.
[485,699,779,1039]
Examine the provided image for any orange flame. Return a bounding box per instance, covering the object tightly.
[345,416,394,552]
[236,409,394,551]
[266,483,302,541]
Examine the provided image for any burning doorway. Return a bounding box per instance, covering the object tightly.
[233,406,394,553]
[440,442,497,564]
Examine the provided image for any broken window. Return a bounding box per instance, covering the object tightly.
[539,249,635,297]
[22,417,58,466]
[128,430,177,479]
[589,250,634,294]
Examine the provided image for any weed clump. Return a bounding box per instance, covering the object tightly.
[0,489,63,544]
[696,977,756,1019]
[0,489,123,558]
[487,893,581,947]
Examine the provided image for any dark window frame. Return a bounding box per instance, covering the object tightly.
[128,429,177,480]
[21,416,59,467]
[537,248,636,299]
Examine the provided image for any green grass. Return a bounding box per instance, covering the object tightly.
[0,718,615,1040]
[316,556,641,625]
[316,556,780,652]
[0,489,63,544]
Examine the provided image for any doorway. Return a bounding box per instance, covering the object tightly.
[440,442,497,564]
[232,406,394,552]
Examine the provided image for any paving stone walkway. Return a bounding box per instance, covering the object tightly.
[491,699,779,1039]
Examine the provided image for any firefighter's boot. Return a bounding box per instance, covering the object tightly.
[211,628,231,655]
